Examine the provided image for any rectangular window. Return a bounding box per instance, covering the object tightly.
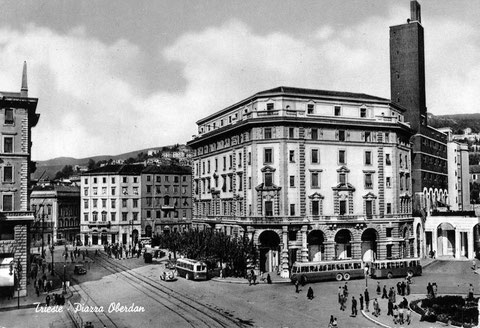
[365,151,372,165]
[122,199,127,207]
[133,212,138,221]
[133,199,138,208]
[338,130,345,141]
[238,153,242,167]
[248,152,251,165]
[360,108,367,118]
[4,137,13,153]
[386,203,392,214]
[111,213,116,221]
[339,200,347,215]
[289,128,295,138]
[364,132,371,142]
[248,177,252,189]
[311,172,319,188]
[311,149,319,163]
[266,103,274,111]
[386,177,391,188]
[123,177,127,183]
[312,201,319,216]
[122,212,128,221]
[264,172,273,187]
[386,227,393,237]
[111,187,116,195]
[92,212,98,222]
[364,173,373,189]
[338,150,346,164]
[84,199,89,209]
[2,195,13,211]
[265,201,273,216]
[290,204,295,216]
[264,148,273,164]
[4,108,14,124]
[84,213,89,222]
[334,106,341,116]
[307,104,314,114]
[102,199,106,208]
[102,212,107,222]
[93,199,98,208]
[339,173,346,184]
[289,150,295,162]
[122,187,128,195]
[223,157,226,170]
[289,176,295,187]
[366,200,373,218]
[156,210,161,219]
[3,166,13,182]
[311,128,318,140]
[385,154,391,165]
[112,177,115,183]
[111,199,116,209]
[264,128,272,139]
[386,245,392,259]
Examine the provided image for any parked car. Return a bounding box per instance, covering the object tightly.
[74,264,87,275]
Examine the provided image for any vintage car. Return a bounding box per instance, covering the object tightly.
[160,270,176,282]
[74,264,87,275]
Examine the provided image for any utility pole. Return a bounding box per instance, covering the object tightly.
[41,205,45,259]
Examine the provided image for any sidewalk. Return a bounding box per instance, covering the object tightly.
[211,272,291,285]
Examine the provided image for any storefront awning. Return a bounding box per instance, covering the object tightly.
[0,258,14,286]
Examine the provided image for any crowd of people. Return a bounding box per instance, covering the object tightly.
[104,243,143,260]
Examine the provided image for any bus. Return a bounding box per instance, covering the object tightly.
[290,259,365,283]
[370,258,422,279]
[175,258,208,281]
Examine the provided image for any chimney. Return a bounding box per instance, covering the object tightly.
[20,61,28,97]
[410,0,421,23]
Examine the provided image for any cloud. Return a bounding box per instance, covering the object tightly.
[0,9,478,160]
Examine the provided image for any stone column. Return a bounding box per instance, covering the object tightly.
[324,241,336,260]
[351,241,362,260]
[432,229,438,258]
[468,230,475,259]
[455,229,461,258]
[281,226,290,278]
[301,225,308,262]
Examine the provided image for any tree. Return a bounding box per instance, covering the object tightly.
[87,159,96,170]
[54,165,74,180]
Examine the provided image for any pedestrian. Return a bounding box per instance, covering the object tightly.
[46,294,51,307]
[43,279,47,292]
[332,317,338,328]
[359,294,364,311]
[393,305,399,324]
[406,280,411,295]
[392,288,396,303]
[344,282,349,297]
[295,279,299,293]
[328,315,335,328]
[250,269,256,285]
[398,305,404,324]
[387,299,393,316]
[351,296,358,317]
[405,307,411,325]
[382,285,388,299]
[397,281,402,295]
[401,280,406,296]
[427,282,433,298]
[432,282,437,297]
[338,286,343,304]
[307,286,314,300]
[472,260,477,271]
[266,274,272,284]
[364,288,370,312]
[468,283,474,300]
[373,298,380,316]
[376,281,381,295]
[35,283,40,297]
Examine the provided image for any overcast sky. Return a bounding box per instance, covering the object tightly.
[1,0,479,160]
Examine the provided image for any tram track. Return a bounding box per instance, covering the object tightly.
[94,252,247,328]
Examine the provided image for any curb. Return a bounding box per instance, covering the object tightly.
[211,278,291,285]
[361,310,392,328]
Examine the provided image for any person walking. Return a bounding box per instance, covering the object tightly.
[46,294,51,307]
[295,279,299,293]
[392,305,399,324]
[328,315,334,328]
[373,298,380,317]
[351,296,358,317]
[338,286,343,304]
[344,282,349,297]
[364,288,370,312]
[387,299,394,316]
[307,286,314,300]
[405,307,412,325]
[376,281,381,296]
[398,305,405,324]
[266,274,272,284]
[382,285,388,299]
[359,294,364,311]
[468,283,474,300]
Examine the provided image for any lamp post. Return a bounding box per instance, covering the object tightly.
[364,265,369,287]
[63,246,68,294]
[39,204,45,259]
[10,258,23,308]
[50,245,55,276]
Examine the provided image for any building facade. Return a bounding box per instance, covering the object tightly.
[0,62,39,297]
[141,165,192,237]
[30,185,81,247]
[80,165,143,246]
[188,86,416,277]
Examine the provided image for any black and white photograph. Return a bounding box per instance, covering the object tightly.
[1,1,480,327]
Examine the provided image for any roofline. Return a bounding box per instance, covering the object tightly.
[196,86,393,125]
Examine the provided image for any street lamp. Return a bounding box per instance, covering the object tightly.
[50,245,55,276]
[63,246,68,294]
[9,258,23,308]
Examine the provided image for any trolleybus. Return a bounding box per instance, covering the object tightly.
[370,258,422,279]
[175,258,208,281]
[290,259,365,283]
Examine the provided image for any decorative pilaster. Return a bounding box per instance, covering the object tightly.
[301,225,308,262]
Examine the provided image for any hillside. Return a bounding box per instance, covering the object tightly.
[33,145,179,180]
[428,113,480,133]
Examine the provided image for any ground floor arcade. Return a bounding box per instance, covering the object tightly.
[80,223,142,247]
[424,215,480,260]
[195,218,417,278]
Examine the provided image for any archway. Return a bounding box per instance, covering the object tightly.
[437,222,455,257]
[335,229,352,259]
[145,225,152,238]
[258,230,281,273]
[361,228,378,262]
[307,230,325,261]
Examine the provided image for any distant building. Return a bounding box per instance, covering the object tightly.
[141,165,192,237]
[0,62,39,297]
[30,185,80,246]
[81,165,143,246]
